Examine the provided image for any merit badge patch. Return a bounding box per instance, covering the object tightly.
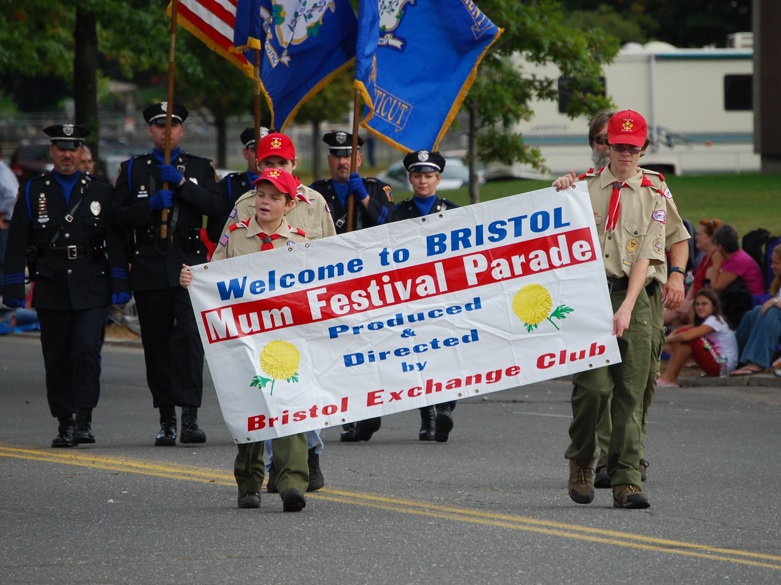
[652,210,667,223]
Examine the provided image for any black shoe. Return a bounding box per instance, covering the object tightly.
[307,448,325,492]
[266,463,278,493]
[419,407,436,441]
[434,406,453,443]
[74,408,95,444]
[237,490,261,509]
[154,406,177,446]
[282,488,306,512]
[594,468,611,489]
[340,418,381,442]
[180,407,206,444]
[356,417,381,441]
[51,415,76,448]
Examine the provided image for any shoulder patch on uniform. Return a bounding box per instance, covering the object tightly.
[652,210,667,223]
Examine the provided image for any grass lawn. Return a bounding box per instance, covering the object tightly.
[394,173,781,237]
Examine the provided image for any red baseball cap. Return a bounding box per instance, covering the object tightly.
[607,110,648,147]
[256,132,296,162]
[252,168,301,197]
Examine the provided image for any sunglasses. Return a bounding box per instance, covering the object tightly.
[593,134,608,146]
[610,144,643,155]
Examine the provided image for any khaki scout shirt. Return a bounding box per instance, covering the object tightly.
[642,170,691,285]
[224,184,336,241]
[587,166,667,281]
[211,217,306,261]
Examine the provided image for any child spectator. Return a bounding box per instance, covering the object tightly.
[657,289,738,386]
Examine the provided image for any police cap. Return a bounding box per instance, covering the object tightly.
[142,101,189,126]
[43,124,89,150]
[240,127,270,150]
[323,131,364,158]
[403,150,446,174]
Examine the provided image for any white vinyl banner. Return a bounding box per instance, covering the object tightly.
[188,184,621,443]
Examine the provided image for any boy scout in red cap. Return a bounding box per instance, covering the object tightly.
[181,167,309,512]
[553,109,679,509]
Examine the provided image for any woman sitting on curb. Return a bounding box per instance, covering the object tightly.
[731,244,781,376]
[657,289,738,387]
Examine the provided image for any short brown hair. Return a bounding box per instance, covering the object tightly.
[588,110,614,147]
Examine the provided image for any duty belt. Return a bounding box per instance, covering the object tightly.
[37,245,88,260]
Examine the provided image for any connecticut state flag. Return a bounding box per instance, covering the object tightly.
[243,0,358,130]
[355,0,503,152]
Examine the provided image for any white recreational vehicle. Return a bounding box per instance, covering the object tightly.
[489,41,757,179]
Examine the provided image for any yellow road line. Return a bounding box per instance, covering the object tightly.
[2,445,780,570]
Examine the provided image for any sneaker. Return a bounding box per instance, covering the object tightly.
[266,463,278,494]
[594,467,611,489]
[237,490,261,509]
[567,459,595,504]
[639,459,649,482]
[307,448,325,492]
[282,488,306,512]
[612,484,650,509]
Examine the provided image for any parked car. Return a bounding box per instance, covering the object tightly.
[10,140,52,183]
[377,156,484,193]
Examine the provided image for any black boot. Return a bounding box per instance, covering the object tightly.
[180,407,206,444]
[74,408,95,444]
[356,417,381,441]
[266,462,278,493]
[307,447,325,492]
[340,422,361,442]
[434,404,454,443]
[52,415,76,448]
[419,407,436,441]
[154,406,177,446]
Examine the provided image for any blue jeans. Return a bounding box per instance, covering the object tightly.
[736,305,781,368]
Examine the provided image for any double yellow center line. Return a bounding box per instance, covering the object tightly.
[2,445,780,571]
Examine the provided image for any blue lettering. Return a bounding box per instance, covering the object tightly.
[217,277,248,301]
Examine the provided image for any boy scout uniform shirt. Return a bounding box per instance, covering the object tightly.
[642,170,691,284]
[211,218,306,261]
[587,166,667,281]
[221,184,336,242]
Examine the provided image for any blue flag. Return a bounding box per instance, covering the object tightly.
[355,0,503,152]
[236,0,358,131]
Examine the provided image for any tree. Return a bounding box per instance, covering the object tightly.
[464,0,619,203]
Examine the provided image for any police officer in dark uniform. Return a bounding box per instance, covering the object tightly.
[109,102,225,446]
[2,123,130,448]
[396,150,459,443]
[310,131,398,233]
[310,131,399,442]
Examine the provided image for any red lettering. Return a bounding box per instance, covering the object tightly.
[248,415,266,431]
[367,390,384,406]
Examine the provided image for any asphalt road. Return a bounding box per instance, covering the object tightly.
[2,333,781,585]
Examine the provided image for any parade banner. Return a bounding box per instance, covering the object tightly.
[188,185,620,443]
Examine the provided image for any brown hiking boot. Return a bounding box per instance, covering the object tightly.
[613,484,650,509]
[568,459,595,504]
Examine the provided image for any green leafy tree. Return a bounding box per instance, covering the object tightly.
[464,0,619,202]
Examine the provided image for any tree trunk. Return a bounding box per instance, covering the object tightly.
[73,8,99,160]
[468,100,480,205]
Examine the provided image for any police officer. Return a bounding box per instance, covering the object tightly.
[311,131,399,442]
[310,130,398,233]
[2,124,130,447]
[110,102,225,446]
[397,150,459,443]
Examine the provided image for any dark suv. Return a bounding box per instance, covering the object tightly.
[10,140,52,184]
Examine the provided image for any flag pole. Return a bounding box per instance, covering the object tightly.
[160,0,180,242]
[347,89,362,232]
[254,48,262,146]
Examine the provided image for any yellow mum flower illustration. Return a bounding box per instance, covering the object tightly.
[513,284,574,332]
[250,340,301,395]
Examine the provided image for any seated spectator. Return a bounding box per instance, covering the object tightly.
[731,244,781,376]
[707,224,765,328]
[664,218,723,328]
[657,289,738,386]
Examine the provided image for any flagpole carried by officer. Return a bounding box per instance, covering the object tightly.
[109,102,225,446]
[2,124,130,448]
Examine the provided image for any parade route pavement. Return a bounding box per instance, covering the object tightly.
[1,333,781,585]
